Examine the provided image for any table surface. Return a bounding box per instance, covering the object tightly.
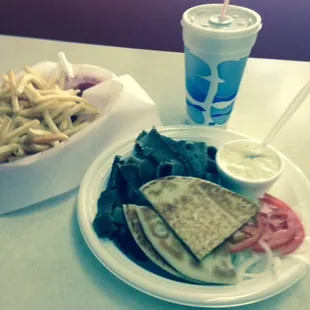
[0,35,310,310]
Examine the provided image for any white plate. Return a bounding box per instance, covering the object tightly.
[77,125,310,308]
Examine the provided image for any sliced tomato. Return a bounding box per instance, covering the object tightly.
[252,217,296,252]
[228,194,305,255]
[228,225,263,253]
[259,193,291,211]
[276,221,306,255]
[252,194,305,255]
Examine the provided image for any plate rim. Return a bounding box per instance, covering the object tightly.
[77,125,310,308]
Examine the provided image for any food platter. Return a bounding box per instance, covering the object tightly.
[77,125,310,308]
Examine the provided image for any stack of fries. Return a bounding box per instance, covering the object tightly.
[0,66,100,163]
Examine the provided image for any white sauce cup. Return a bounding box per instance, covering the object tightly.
[216,139,284,201]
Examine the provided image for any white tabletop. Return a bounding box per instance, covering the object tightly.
[0,35,310,310]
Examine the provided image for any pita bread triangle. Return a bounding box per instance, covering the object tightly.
[123,204,204,284]
[123,204,183,278]
[140,176,259,260]
[136,205,237,284]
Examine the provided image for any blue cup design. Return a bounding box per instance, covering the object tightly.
[185,47,248,126]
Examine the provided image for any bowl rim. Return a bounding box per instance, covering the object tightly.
[216,139,284,185]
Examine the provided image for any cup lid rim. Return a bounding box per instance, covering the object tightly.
[181,4,262,40]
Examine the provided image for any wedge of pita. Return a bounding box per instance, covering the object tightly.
[123,204,204,284]
[136,205,237,285]
[123,204,181,278]
[140,176,259,261]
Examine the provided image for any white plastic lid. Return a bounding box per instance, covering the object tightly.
[182,4,262,39]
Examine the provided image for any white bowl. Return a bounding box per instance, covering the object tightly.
[77,125,310,308]
[216,139,284,201]
[0,61,118,214]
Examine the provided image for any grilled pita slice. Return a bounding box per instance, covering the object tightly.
[140,176,259,261]
[123,204,181,278]
[136,206,237,285]
[123,204,204,284]
[194,180,259,224]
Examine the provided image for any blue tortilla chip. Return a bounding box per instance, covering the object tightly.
[97,189,122,213]
[205,158,218,174]
[156,160,185,178]
[136,127,179,163]
[107,156,126,190]
[176,141,207,177]
[112,206,126,225]
[118,163,142,189]
[93,211,118,238]
[207,146,217,161]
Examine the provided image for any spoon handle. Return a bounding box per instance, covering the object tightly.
[261,80,310,148]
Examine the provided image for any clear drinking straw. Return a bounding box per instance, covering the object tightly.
[220,0,231,21]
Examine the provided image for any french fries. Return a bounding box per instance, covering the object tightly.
[0,66,100,163]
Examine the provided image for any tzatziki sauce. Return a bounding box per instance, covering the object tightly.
[217,140,281,181]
